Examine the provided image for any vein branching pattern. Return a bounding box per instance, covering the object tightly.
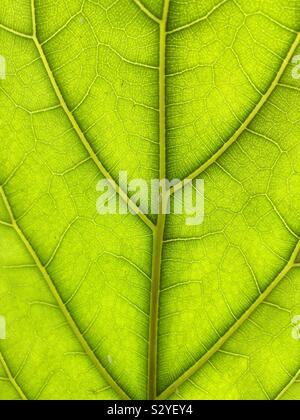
[0,0,299,401]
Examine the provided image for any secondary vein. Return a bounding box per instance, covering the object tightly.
[30,0,155,232]
[0,352,28,400]
[167,0,228,34]
[0,186,130,401]
[158,239,300,400]
[275,368,300,400]
[131,0,162,24]
[171,31,300,196]
[158,31,300,400]
[0,23,33,39]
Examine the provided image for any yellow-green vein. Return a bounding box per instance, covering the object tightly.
[0,352,28,400]
[0,23,33,39]
[30,0,155,232]
[0,186,130,400]
[171,32,300,196]
[148,0,170,400]
[132,0,161,24]
[275,368,300,400]
[158,240,300,400]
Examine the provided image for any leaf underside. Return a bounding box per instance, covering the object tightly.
[0,0,300,401]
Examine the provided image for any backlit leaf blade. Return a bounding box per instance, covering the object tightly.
[0,0,299,400]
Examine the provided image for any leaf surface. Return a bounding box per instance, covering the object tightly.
[0,0,300,400]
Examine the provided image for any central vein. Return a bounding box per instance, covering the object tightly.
[148,0,170,401]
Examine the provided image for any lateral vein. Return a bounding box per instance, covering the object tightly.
[0,186,130,401]
[158,239,300,400]
[0,352,28,400]
[131,0,161,24]
[167,0,228,34]
[275,368,300,400]
[0,22,33,39]
[30,0,155,232]
[171,32,300,195]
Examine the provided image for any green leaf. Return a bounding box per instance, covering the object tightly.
[0,0,300,401]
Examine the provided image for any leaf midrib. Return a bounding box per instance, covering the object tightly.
[148,0,170,400]
[31,1,300,401]
[0,0,299,401]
